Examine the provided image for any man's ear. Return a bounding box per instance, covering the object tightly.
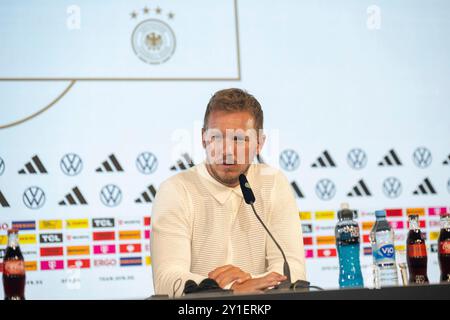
[201,128,207,149]
[257,133,266,155]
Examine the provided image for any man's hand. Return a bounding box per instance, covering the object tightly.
[208,265,251,288]
[231,272,287,294]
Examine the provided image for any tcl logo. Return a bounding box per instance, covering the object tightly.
[93,259,117,267]
[92,218,115,228]
[40,233,63,243]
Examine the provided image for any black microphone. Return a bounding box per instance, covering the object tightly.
[238,174,292,288]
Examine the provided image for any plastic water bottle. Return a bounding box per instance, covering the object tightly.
[335,203,364,288]
[370,210,399,288]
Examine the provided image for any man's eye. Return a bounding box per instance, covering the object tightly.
[211,135,223,142]
[234,136,247,143]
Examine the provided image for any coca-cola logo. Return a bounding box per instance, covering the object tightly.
[440,241,450,254]
[4,260,25,275]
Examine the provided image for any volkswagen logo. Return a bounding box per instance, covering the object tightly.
[315,179,336,201]
[136,152,158,174]
[23,186,46,209]
[0,157,4,176]
[382,177,402,199]
[279,149,300,172]
[347,148,367,170]
[100,184,122,207]
[413,147,432,168]
[60,153,83,176]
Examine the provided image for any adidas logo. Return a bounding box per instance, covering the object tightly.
[378,149,402,166]
[347,179,372,197]
[170,153,194,171]
[18,155,48,174]
[58,187,88,206]
[95,154,124,172]
[135,185,157,204]
[311,150,336,168]
[291,181,305,198]
[0,190,10,207]
[443,154,450,165]
[412,178,437,195]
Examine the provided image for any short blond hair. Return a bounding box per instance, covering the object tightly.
[203,88,264,130]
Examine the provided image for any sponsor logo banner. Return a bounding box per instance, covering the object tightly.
[40,247,64,257]
[119,230,141,240]
[93,245,116,255]
[19,234,37,245]
[120,257,142,267]
[303,237,313,246]
[67,246,90,256]
[66,219,89,229]
[315,211,335,220]
[67,259,90,269]
[41,260,64,271]
[93,231,115,241]
[406,208,425,216]
[120,244,142,254]
[386,209,403,217]
[40,233,63,244]
[316,236,335,246]
[299,212,312,220]
[93,259,117,267]
[25,261,37,271]
[317,248,337,258]
[39,220,63,230]
[11,221,36,231]
[92,218,115,228]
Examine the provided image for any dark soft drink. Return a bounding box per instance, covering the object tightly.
[406,215,429,284]
[2,229,25,300]
[438,213,450,282]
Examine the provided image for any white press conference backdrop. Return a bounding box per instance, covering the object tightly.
[0,0,449,299]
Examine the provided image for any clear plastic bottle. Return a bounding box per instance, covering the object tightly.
[369,210,398,288]
[335,203,363,288]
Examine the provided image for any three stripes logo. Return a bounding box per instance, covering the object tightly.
[18,155,48,174]
[311,150,336,168]
[58,187,88,206]
[0,190,10,208]
[442,154,450,165]
[170,153,194,171]
[0,156,4,175]
[378,149,402,166]
[347,179,372,197]
[412,178,437,195]
[95,154,124,173]
[291,181,305,198]
[135,185,157,204]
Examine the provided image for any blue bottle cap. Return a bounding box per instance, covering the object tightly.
[375,210,386,218]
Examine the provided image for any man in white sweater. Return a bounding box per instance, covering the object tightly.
[151,88,306,296]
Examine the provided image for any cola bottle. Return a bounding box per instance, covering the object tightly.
[2,229,26,300]
[438,212,450,282]
[406,215,429,284]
